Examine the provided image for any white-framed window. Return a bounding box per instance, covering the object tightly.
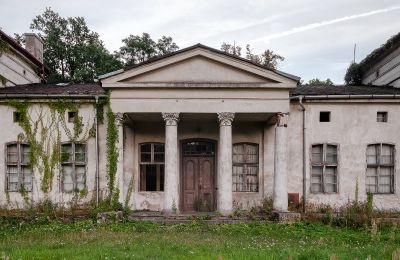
[366,143,395,194]
[61,142,86,192]
[311,143,338,193]
[5,142,32,192]
[232,143,259,192]
[139,143,164,191]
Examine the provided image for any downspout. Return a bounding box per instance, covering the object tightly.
[94,96,100,207]
[298,96,307,213]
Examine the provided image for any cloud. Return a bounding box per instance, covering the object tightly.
[247,5,400,44]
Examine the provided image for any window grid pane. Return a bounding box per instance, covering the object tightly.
[311,144,338,194]
[61,143,87,192]
[232,144,259,192]
[6,143,33,192]
[366,144,394,194]
[140,143,165,191]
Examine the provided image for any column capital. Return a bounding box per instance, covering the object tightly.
[217,112,235,126]
[276,112,288,127]
[114,112,124,126]
[162,112,180,126]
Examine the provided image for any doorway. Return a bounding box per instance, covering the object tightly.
[181,139,216,212]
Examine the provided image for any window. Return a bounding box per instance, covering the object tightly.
[366,144,395,194]
[13,111,22,123]
[377,112,388,122]
[61,143,86,192]
[319,112,331,122]
[311,144,338,193]
[5,142,32,192]
[140,143,164,191]
[233,143,259,192]
[68,111,77,123]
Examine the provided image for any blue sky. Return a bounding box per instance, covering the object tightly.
[1,0,399,83]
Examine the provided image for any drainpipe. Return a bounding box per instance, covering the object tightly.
[94,96,100,207]
[298,96,307,213]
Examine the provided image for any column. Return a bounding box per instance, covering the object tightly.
[115,112,124,204]
[162,112,180,213]
[217,112,235,215]
[273,112,289,212]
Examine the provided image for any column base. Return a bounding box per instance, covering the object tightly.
[271,211,301,223]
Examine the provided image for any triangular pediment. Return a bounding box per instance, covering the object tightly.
[101,44,299,88]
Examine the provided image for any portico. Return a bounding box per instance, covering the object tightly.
[101,44,299,214]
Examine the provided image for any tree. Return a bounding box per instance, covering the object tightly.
[117,33,179,66]
[344,62,363,85]
[308,78,334,86]
[29,7,122,83]
[220,42,284,69]
[220,42,242,56]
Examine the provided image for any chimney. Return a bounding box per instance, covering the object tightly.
[24,33,43,63]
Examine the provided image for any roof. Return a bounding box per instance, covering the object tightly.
[0,83,105,97]
[0,29,50,74]
[359,31,400,74]
[99,43,300,82]
[291,84,400,96]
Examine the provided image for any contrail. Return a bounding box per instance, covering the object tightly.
[247,5,400,44]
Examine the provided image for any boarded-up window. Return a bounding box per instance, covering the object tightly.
[366,143,394,194]
[311,144,338,193]
[61,143,86,192]
[140,143,164,191]
[6,142,32,192]
[233,143,259,192]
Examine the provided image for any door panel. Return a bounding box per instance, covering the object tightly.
[182,155,215,212]
[199,157,214,211]
[182,157,198,212]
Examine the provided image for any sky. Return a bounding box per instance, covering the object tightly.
[1,0,399,84]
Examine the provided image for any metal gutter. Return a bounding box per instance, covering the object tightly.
[291,94,400,100]
[298,97,307,213]
[94,96,100,207]
[0,94,107,99]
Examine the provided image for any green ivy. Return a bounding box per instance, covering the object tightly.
[6,99,95,194]
[105,91,119,205]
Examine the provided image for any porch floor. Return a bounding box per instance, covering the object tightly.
[126,211,260,224]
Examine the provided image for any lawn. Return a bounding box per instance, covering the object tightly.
[0,219,399,259]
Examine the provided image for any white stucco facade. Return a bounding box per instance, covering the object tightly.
[1,44,400,214]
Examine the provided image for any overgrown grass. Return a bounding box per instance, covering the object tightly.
[1,220,399,259]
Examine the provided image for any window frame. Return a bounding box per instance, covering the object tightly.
[366,143,395,194]
[319,111,331,122]
[310,143,339,194]
[232,142,259,192]
[5,141,33,192]
[377,111,388,123]
[60,141,87,193]
[139,142,165,192]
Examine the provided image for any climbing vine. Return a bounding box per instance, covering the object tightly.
[6,99,95,194]
[105,91,119,206]
[4,93,121,209]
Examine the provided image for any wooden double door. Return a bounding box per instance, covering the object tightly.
[181,140,216,212]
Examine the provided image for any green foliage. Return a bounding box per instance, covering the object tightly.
[117,33,179,66]
[0,220,399,259]
[0,38,9,54]
[29,7,122,83]
[220,42,284,69]
[307,78,334,86]
[220,42,242,56]
[6,99,94,194]
[344,62,363,85]
[105,91,119,204]
[0,74,7,85]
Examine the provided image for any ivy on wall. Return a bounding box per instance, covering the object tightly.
[105,91,119,207]
[6,99,94,194]
[4,92,121,209]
